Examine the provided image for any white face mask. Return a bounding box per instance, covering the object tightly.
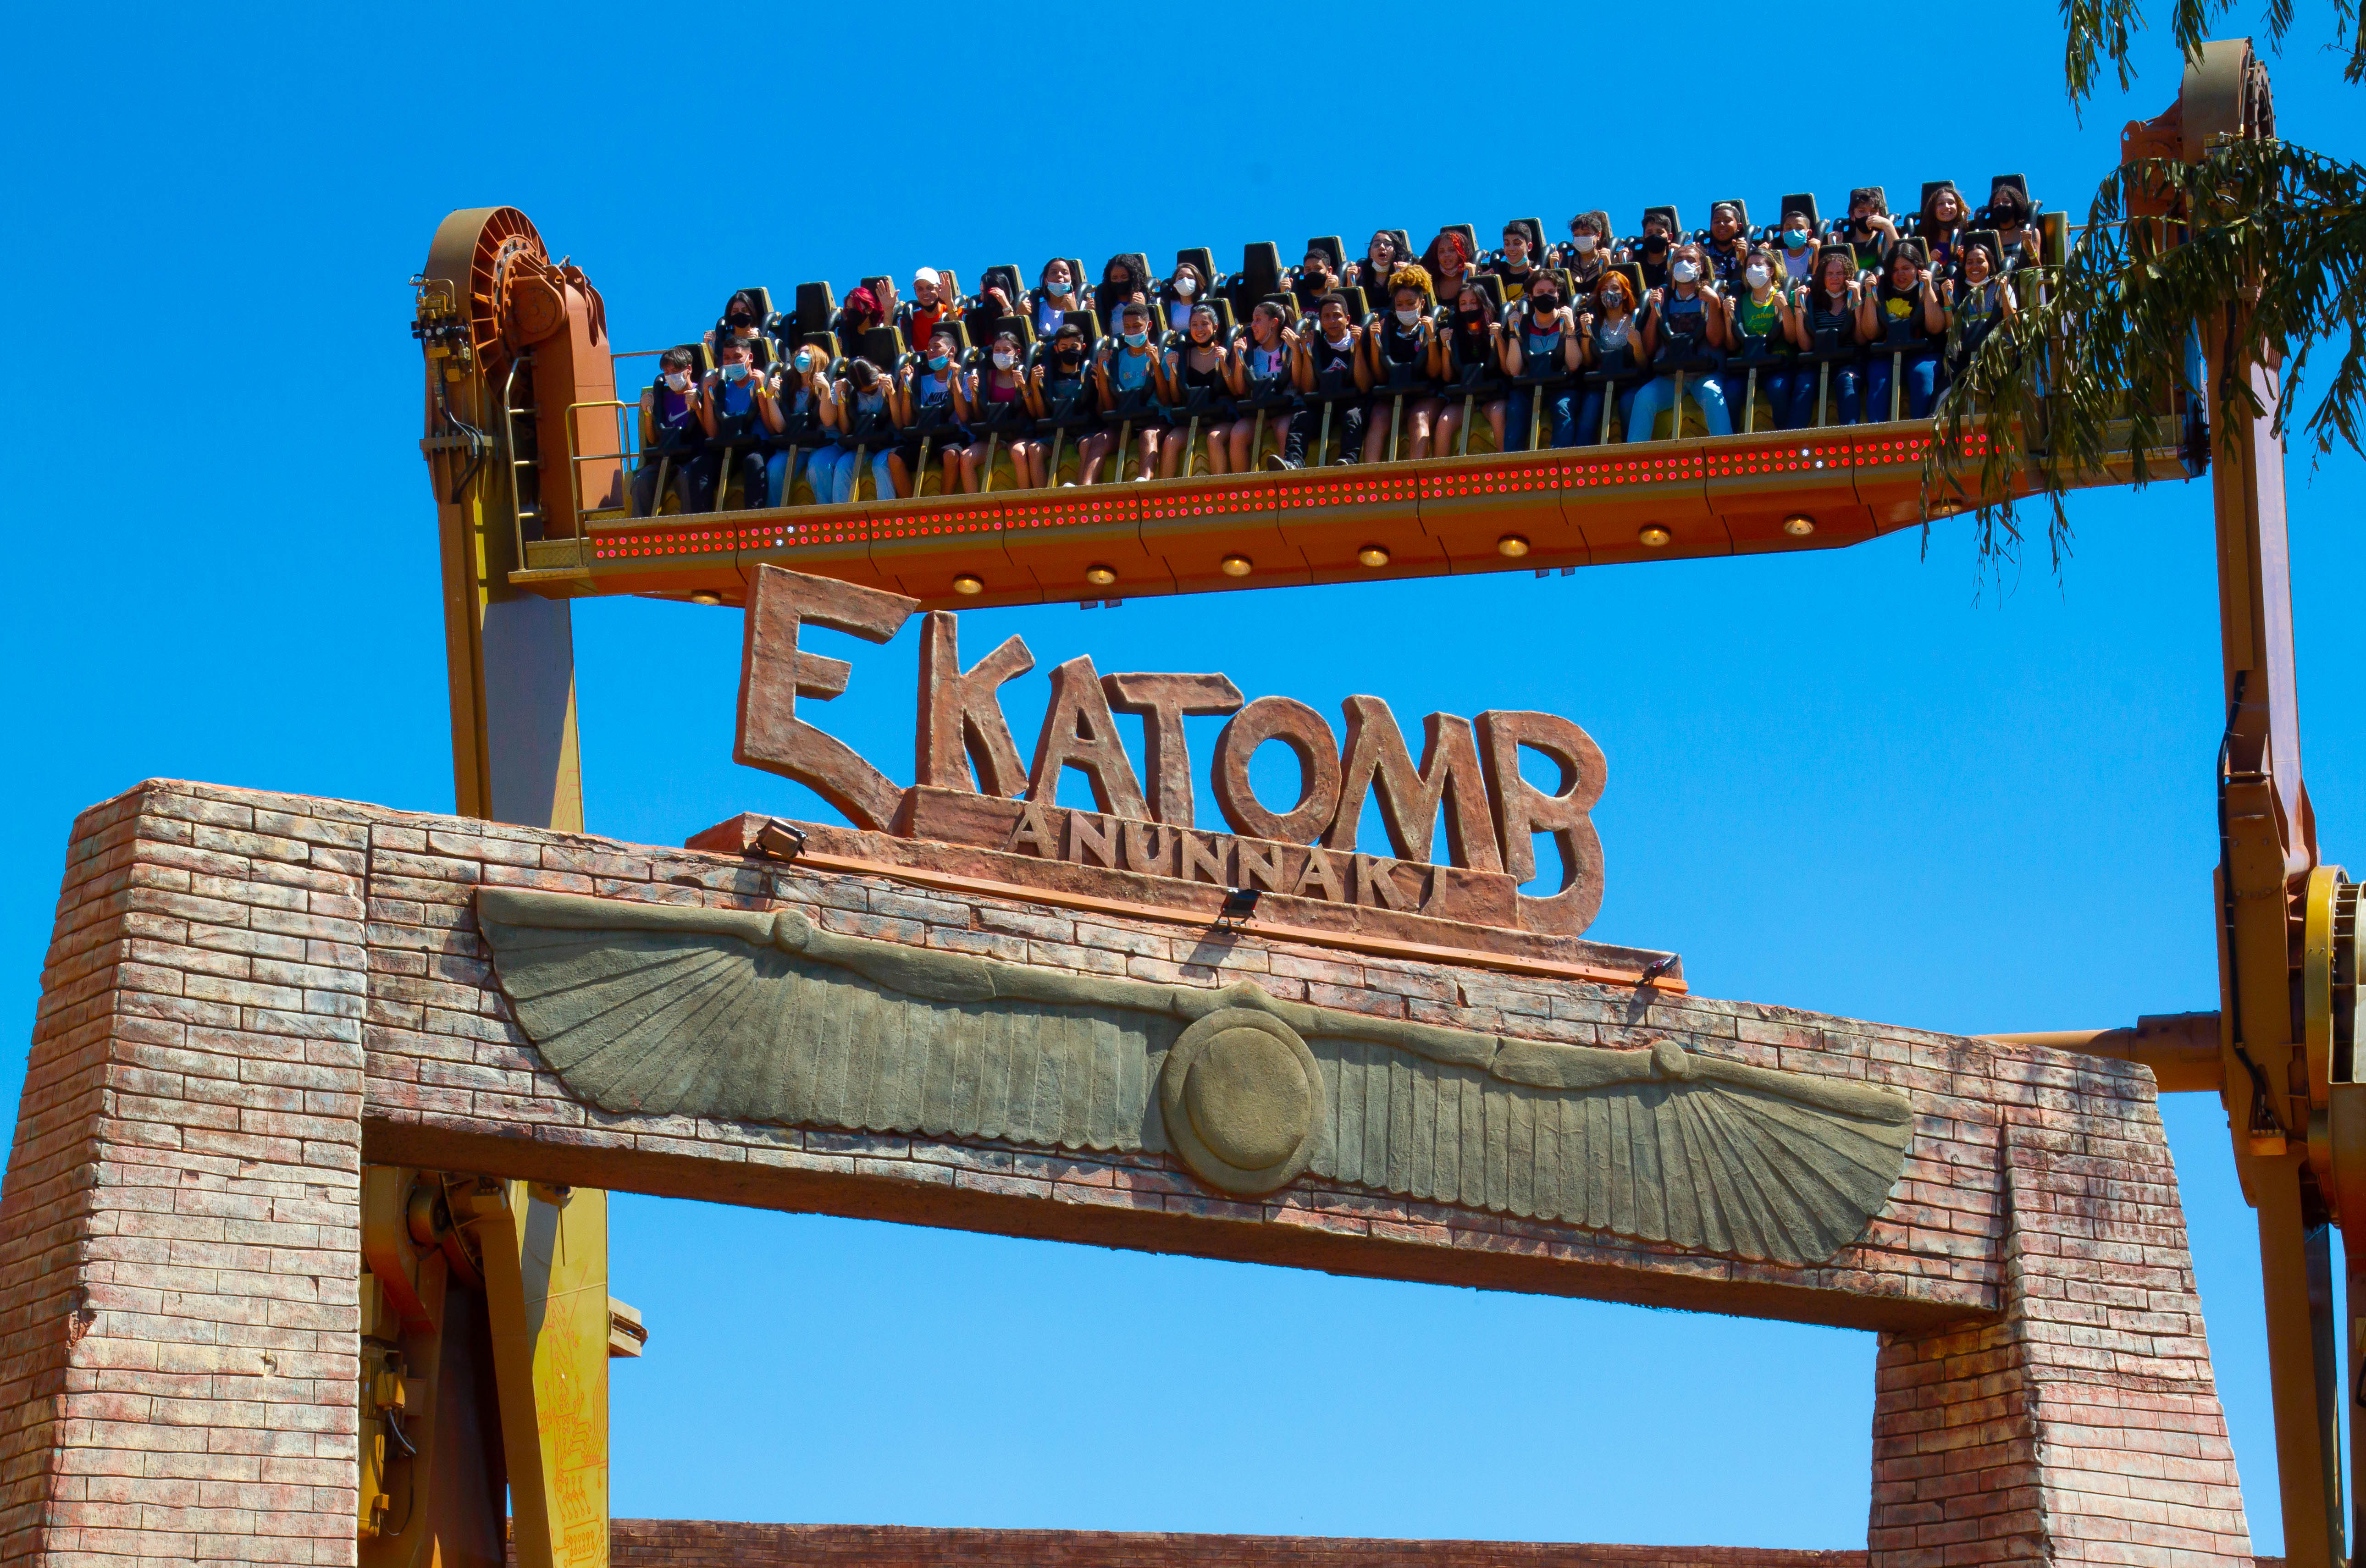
[1394,308,1420,326]
[1745,264,1771,287]
[663,371,690,392]
[1326,328,1352,348]
[992,349,1017,370]
[1177,277,1197,297]
[1671,261,1699,284]
[1572,235,1598,253]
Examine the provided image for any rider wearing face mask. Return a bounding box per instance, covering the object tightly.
[714,291,766,354]
[1361,265,1443,462]
[879,327,971,500]
[1503,272,1584,451]
[1574,271,1642,445]
[1162,262,1208,335]
[1280,292,1372,468]
[1625,211,1677,292]
[764,341,842,507]
[1719,245,1805,431]
[1084,302,1173,483]
[1488,223,1538,302]
[958,330,1041,491]
[692,339,781,511]
[633,346,706,515]
[1434,283,1507,455]
[1777,210,1820,284]
[1559,210,1612,287]
[1625,243,1735,442]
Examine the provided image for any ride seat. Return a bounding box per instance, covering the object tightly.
[1233,242,1281,315]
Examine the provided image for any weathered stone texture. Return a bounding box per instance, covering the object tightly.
[2,785,368,1568]
[3,782,2255,1568]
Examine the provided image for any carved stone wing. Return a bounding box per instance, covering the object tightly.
[477,889,1174,1154]
[476,889,1913,1266]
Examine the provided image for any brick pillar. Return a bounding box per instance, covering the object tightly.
[1869,1093,2254,1566]
[0,784,370,1568]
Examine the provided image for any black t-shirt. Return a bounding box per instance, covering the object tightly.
[1875,280,1940,346]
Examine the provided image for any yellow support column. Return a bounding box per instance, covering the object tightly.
[470,1181,612,1568]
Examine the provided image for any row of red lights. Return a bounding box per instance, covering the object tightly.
[587,437,1959,560]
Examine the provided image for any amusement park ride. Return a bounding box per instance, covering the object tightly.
[398,37,2354,1568]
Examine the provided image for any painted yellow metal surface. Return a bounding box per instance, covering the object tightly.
[474,1181,612,1568]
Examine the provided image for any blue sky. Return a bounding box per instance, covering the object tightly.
[6,0,2365,1552]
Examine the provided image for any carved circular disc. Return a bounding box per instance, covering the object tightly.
[1159,1009,1323,1195]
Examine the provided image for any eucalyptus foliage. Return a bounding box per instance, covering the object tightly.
[1930,138,2366,572]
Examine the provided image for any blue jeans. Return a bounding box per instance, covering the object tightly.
[1799,362,1862,425]
[1866,351,1939,421]
[1574,385,1638,444]
[1624,370,1732,441]
[808,445,866,503]
[1505,386,1578,449]
[764,447,807,507]
[1719,369,1801,431]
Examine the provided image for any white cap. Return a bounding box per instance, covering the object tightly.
[913,267,941,287]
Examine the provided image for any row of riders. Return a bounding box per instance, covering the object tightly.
[632,180,2042,510]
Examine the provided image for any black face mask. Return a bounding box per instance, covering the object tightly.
[1456,310,1484,329]
[1531,298,1558,315]
[726,312,753,329]
[1053,349,1084,369]
[1643,235,1668,255]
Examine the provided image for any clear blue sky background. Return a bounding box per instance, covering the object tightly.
[6,1,2364,1552]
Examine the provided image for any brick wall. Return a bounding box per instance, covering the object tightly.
[4,782,2256,1568]
[2,786,369,1568]
[602,1520,1868,1568]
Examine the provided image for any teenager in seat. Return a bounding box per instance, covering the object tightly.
[1434,282,1505,455]
[1280,292,1369,468]
[694,338,777,510]
[1860,245,1948,421]
[632,347,704,515]
[1216,300,1299,473]
[1161,304,1234,476]
[1085,301,1172,483]
[959,329,1043,491]
[1625,241,1733,440]
[1502,273,1582,450]
[1363,265,1444,462]
[1574,271,1642,445]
